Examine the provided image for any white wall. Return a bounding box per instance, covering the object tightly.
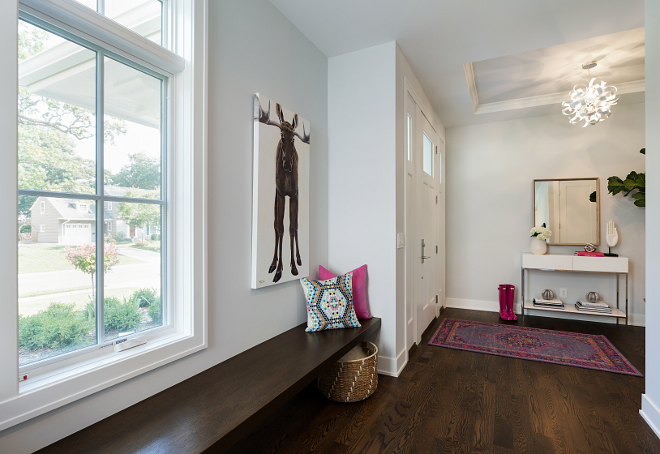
[327,42,398,373]
[446,103,645,325]
[328,43,443,376]
[641,0,660,438]
[0,0,328,451]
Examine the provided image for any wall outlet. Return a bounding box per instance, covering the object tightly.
[560,288,568,298]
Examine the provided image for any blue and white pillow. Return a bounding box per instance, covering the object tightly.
[301,272,361,332]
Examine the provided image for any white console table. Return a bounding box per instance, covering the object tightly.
[521,253,628,325]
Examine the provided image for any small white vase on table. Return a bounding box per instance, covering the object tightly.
[530,226,552,255]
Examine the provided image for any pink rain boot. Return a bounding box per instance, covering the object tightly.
[499,285,512,321]
[506,285,518,321]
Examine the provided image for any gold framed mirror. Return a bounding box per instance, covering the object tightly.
[533,178,600,246]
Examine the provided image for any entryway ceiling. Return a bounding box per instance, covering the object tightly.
[269,0,645,128]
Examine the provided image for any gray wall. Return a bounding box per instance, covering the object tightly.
[0,0,329,451]
[446,103,646,325]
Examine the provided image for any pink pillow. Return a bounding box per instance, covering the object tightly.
[319,265,372,320]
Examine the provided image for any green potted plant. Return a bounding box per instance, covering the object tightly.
[607,148,645,207]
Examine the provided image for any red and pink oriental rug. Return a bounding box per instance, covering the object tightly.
[429,318,642,376]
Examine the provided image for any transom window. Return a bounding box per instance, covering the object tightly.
[73,0,165,45]
[18,16,167,368]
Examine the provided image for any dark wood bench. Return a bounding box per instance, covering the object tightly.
[37,318,381,454]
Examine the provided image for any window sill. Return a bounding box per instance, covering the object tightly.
[2,329,206,431]
[20,328,186,393]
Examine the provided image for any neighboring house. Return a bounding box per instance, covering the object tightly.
[29,187,153,245]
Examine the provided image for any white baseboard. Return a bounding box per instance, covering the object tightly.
[446,298,645,327]
[378,348,407,377]
[641,394,660,440]
[446,297,500,313]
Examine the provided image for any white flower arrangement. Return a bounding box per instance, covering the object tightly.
[530,226,552,240]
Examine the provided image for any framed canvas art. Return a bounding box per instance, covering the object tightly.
[251,94,310,288]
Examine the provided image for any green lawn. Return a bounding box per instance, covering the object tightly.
[19,243,145,274]
[19,286,154,315]
[132,241,161,253]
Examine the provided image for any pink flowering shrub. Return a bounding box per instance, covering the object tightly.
[65,243,120,302]
[65,242,119,275]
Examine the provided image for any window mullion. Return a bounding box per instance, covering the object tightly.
[96,51,105,345]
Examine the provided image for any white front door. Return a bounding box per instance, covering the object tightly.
[416,112,440,342]
[405,89,444,350]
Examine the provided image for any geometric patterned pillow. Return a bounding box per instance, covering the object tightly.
[301,272,361,332]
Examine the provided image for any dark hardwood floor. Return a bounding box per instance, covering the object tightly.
[227,308,659,454]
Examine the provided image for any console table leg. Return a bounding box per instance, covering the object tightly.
[617,275,620,326]
[626,274,629,326]
[521,268,525,322]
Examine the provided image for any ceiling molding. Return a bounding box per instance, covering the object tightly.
[463,63,479,114]
[467,78,645,115]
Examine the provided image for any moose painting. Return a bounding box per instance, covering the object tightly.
[251,94,310,288]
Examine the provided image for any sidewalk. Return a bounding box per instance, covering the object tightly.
[19,247,161,315]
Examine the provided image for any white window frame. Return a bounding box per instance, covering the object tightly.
[40,224,45,232]
[0,0,207,431]
[39,200,45,214]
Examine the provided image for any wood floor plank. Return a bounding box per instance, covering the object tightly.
[228,309,660,454]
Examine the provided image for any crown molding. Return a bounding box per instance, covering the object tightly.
[464,63,645,115]
[463,63,480,113]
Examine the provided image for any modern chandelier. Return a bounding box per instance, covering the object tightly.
[561,62,619,127]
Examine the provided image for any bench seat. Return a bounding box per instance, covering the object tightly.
[37,317,381,454]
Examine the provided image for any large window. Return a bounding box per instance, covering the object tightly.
[18,18,166,368]
[0,0,207,433]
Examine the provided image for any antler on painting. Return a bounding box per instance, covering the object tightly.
[256,98,309,283]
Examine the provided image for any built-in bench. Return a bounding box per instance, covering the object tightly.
[37,317,381,454]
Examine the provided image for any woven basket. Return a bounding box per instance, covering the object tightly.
[318,341,378,403]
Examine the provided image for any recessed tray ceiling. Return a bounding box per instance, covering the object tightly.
[466,28,644,114]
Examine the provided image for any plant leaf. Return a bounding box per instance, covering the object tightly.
[607,176,626,196]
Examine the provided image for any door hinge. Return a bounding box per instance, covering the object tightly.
[436,245,438,254]
[436,195,438,204]
[436,294,439,304]
[435,145,438,154]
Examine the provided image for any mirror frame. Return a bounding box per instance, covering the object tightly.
[533,177,600,246]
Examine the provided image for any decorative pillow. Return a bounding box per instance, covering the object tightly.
[319,265,372,320]
[301,273,361,332]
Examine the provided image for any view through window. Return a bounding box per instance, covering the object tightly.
[18,19,166,367]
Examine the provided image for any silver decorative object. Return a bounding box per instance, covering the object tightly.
[562,62,619,127]
[584,243,597,253]
[587,291,600,302]
[542,289,555,300]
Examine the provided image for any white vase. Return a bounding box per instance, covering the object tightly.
[531,238,547,255]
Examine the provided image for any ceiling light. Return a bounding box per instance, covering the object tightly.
[561,62,619,127]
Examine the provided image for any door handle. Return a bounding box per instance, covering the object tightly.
[422,239,430,263]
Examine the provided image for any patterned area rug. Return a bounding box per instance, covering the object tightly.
[429,319,642,376]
